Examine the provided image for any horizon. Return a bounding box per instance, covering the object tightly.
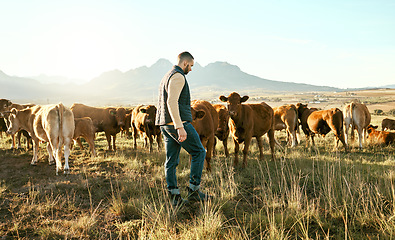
[1,1,394,89]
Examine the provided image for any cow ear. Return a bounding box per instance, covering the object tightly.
[241,96,249,103]
[219,96,228,102]
[140,109,147,114]
[373,125,378,129]
[196,110,205,119]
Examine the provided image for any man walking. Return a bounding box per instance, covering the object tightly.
[156,51,209,207]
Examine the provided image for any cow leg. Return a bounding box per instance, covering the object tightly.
[132,123,138,149]
[357,127,363,149]
[267,129,276,161]
[223,138,230,158]
[112,134,117,151]
[16,131,22,149]
[212,137,217,157]
[233,138,239,167]
[156,132,162,151]
[344,122,349,144]
[46,142,55,165]
[11,134,16,149]
[148,135,153,153]
[242,137,252,168]
[31,139,40,165]
[256,136,264,160]
[76,138,85,150]
[86,137,97,157]
[63,138,72,174]
[205,137,214,172]
[105,132,112,151]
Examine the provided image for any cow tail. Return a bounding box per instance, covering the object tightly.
[350,102,355,124]
[57,103,65,149]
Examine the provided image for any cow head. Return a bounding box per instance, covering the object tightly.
[0,99,12,117]
[6,108,21,135]
[110,107,126,127]
[219,92,249,118]
[140,105,157,124]
[296,103,308,120]
[366,124,378,136]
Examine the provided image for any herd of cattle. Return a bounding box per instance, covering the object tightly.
[1,92,395,174]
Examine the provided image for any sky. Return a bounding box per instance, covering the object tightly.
[0,0,394,89]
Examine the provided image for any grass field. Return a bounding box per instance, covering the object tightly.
[1,92,395,239]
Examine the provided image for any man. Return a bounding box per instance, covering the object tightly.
[156,51,209,207]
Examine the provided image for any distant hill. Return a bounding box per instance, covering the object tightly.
[1,59,347,106]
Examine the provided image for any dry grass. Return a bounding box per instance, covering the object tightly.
[1,97,395,239]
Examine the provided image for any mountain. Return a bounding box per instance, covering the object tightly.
[1,59,346,106]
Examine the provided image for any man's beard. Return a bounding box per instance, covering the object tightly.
[183,65,189,75]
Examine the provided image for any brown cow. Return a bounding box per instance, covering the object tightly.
[6,104,75,175]
[213,104,230,157]
[382,118,395,131]
[273,104,299,147]
[0,99,12,115]
[71,103,126,151]
[297,103,347,151]
[131,105,161,153]
[367,125,395,146]
[343,101,371,149]
[73,117,97,157]
[191,100,218,171]
[220,92,275,168]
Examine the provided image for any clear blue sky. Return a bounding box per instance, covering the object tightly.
[1,0,394,88]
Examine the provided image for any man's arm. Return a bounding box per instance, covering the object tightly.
[167,73,187,142]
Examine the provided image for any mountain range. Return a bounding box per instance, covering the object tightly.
[1,59,388,106]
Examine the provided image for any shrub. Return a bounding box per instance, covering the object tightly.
[374,109,384,115]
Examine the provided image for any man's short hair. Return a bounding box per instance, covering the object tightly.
[178,51,194,63]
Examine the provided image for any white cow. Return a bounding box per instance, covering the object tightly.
[343,101,371,149]
[6,103,75,175]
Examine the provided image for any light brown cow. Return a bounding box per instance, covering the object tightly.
[73,117,97,157]
[6,104,75,175]
[0,101,34,149]
[382,118,395,131]
[71,103,126,151]
[191,100,218,171]
[367,125,395,146]
[220,92,275,168]
[343,101,371,149]
[131,105,161,153]
[273,104,299,147]
[213,104,230,157]
[297,103,347,151]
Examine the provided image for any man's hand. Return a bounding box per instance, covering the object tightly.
[177,127,187,142]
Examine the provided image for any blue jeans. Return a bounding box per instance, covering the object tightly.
[160,122,206,195]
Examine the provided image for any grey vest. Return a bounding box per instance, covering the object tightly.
[155,65,193,126]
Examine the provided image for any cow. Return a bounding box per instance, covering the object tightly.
[296,103,347,151]
[121,112,132,138]
[6,103,75,175]
[213,104,230,157]
[273,104,299,147]
[71,103,126,151]
[382,118,395,131]
[219,92,275,168]
[343,101,371,149]
[366,125,395,146]
[73,117,97,157]
[0,99,12,116]
[1,102,35,150]
[191,100,218,171]
[131,105,161,153]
